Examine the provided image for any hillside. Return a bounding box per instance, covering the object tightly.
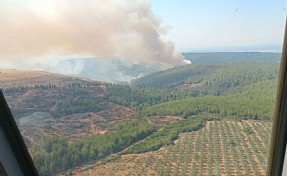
[130,64,215,89]
[0,70,136,149]
[131,62,279,94]
[0,69,93,88]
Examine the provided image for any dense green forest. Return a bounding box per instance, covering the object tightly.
[32,121,156,175]
[105,84,199,110]
[137,78,277,120]
[54,98,103,117]
[130,64,215,89]
[226,79,278,102]
[131,62,279,93]
[199,62,279,95]
[125,115,211,154]
[138,95,273,120]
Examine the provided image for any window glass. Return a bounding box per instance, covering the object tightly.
[0,0,285,175]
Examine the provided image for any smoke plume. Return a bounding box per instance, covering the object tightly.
[0,0,185,66]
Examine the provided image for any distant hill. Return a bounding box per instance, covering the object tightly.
[0,69,98,88]
[131,52,281,90]
[182,52,281,63]
[131,62,280,93]
[131,64,215,89]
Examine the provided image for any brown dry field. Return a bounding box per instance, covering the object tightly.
[19,102,135,147]
[0,69,96,88]
[65,120,272,176]
[0,69,66,87]
[0,69,115,148]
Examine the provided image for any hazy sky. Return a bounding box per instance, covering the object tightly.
[150,0,286,51]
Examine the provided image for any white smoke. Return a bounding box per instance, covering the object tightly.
[183,59,192,64]
[0,0,186,66]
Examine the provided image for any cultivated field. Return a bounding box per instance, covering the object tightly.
[70,120,272,176]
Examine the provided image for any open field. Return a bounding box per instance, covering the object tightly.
[0,69,71,87]
[19,102,135,147]
[69,120,272,176]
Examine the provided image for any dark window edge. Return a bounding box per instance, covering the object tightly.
[0,90,38,176]
[267,17,287,176]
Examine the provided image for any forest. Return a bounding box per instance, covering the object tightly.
[31,121,156,175]
[131,62,279,92]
